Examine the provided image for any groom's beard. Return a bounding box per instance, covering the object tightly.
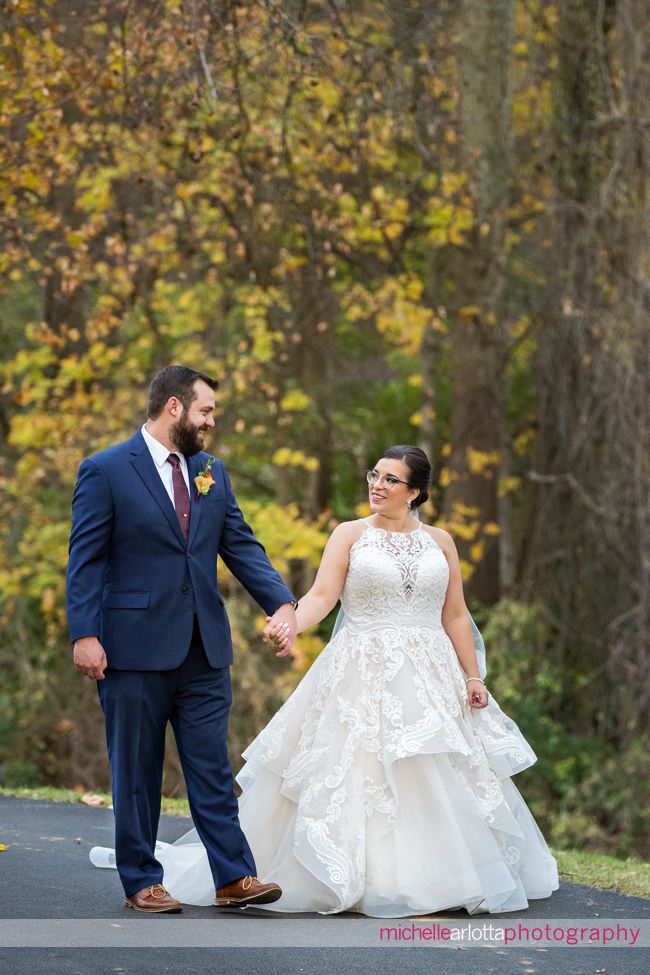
[169,415,208,456]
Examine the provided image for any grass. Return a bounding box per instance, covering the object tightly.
[0,785,191,818]
[2,786,648,900]
[552,848,649,900]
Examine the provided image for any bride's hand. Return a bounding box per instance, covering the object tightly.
[263,615,294,656]
[467,682,489,709]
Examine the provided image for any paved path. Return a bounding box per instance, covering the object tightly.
[1,796,647,974]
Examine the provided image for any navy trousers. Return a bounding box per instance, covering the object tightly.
[98,618,256,897]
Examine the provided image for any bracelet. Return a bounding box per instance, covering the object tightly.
[465,677,485,685]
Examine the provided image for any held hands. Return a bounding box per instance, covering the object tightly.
[73,637,108,680]
[263,603,297,657]
[466,677,489,709]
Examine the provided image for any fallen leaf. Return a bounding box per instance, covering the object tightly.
[81,793,106,806]
[0,844,9,850]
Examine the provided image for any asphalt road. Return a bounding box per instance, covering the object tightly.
[1,796,648,975]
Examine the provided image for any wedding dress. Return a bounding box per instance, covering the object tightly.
[91,519,558,915]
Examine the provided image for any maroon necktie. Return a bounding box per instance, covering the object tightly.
[167,453,190,541]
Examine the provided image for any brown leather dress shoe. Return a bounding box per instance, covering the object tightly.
[124,884,183,913]
[214,875,282,907]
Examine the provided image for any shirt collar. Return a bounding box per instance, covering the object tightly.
[141,423,184,469]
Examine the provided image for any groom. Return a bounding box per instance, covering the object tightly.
[66,365,298,913]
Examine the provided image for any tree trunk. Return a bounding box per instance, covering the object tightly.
[443,0,514,604]
[528,0,650,732]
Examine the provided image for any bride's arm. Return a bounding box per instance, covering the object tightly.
[434,528,482,681]
[439,533,488,707]
[267,522,359,641]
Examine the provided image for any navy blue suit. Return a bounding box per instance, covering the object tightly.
[66,429,295,896]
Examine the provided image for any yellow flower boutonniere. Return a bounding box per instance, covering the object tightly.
[194,456,216,501]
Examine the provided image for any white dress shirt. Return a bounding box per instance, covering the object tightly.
[141,424,190,505]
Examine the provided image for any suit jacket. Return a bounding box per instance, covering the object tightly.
[66,429,295,669]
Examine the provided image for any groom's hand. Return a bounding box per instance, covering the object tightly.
[73,637,108,680]
[263,603,297,657]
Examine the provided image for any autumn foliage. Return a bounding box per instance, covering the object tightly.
[0,1,647,856]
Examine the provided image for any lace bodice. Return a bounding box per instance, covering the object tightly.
[340,521,449,631]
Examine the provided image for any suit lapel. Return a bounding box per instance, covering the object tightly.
[187,453,204,548]
[129,431,186,547]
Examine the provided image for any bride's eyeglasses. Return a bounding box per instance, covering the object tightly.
[366,470,411,489]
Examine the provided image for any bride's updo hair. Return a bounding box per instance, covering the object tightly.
[381,445,431,509]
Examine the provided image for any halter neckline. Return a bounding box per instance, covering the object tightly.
[364,517,422,536]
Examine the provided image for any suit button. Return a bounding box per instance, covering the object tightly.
[181,586,190,594]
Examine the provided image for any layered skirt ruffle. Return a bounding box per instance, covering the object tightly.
[158,624,558,915]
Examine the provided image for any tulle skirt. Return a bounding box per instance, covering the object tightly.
[121,623,558,915]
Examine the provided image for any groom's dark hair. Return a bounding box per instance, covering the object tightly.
[147,365,218,419]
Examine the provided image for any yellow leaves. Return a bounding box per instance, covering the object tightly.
[147,230,174,254]
[424,191,474,246]
[459,305,481,321]
[403,276,423,301]
[77,166,117,214]
[450,519,479,542]
[449,499,480,521]
[384,222,404,240]
[272,448,319,472]
[149,281,208,344]
[177,289,197,311]
[447,225,466,246]
[175,183,199,201]
[234,501,329,575]
[279,253,308,271]
[459,559,474,582]
[466,447,500,475]
[280,390,312,412]
[304,76,339,113]
[431,77,445,99]
[498,476,522,497]
[469,541,484,562]
[64,230,86,249]
[514,428,535,456]
[20,168,49,195]
[513,80,553,135]
[289,631,325,672]
[25,119,46,143]
[0,844,8,852]
[441,172,468,198]
[240,286,288,364]
[374,274,433,354]
[337,185,410,251]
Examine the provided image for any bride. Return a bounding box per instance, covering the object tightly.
[91,444,558,916]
